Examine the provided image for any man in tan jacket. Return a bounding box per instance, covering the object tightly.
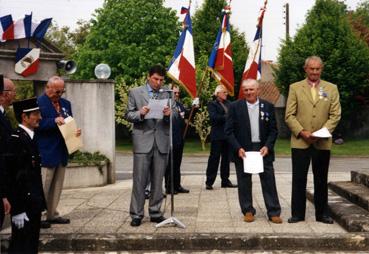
[285,56,341,224]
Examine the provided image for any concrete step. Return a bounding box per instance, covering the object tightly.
[307,188,369,232]
[329,181,369,211]
[3,233,369,252]
[351,170,369,188]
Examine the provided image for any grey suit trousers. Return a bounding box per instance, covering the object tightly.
[129,142,168,219]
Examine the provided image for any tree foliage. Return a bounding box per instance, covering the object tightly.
[45,20,90,58]
[72,0,179,82]
[275,0,369,132]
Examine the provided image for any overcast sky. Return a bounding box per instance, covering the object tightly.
[0,0,362,61]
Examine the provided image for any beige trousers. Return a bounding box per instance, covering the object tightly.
[42,165,66,220]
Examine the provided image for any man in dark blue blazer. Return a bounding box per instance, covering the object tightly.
[0,76,16,229]
[225,79,282,224]
[205,85,237,190]
[36,76,81,226]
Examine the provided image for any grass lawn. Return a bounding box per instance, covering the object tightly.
[116,138,369,157]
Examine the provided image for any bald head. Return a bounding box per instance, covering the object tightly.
[0,78,16,107]
[45,76,65,102]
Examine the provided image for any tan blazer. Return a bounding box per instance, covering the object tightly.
[285,79,341,150]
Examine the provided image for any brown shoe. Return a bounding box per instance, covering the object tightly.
[269,216,283,224]
[244,212,254,223]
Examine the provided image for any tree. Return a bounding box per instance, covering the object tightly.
[72,0,179,82]
[45,20,90,58]
[275,0,369,134]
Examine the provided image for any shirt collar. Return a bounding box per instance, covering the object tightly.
[307,79,320,87]
[246,98,260,108]
[0,105,4,114]
[19,124,35,139]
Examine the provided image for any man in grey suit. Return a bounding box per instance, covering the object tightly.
[125,65,171,227]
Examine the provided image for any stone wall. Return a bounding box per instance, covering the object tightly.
[64,80,116,184]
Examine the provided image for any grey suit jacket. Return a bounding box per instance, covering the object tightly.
[125,84,170,154]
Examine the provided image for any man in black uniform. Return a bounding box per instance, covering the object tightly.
[3,98,47,254]
[0,75,15,229]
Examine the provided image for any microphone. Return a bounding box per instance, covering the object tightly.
[159,88,173,93]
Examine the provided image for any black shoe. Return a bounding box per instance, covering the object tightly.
[165,189,178,195]
[130,218,142,227]
[206,184,213,190]
[316,216,334,224]
[150,216,166,223]
[221,181,238,188]
[47,217,70,224]
[176,186,190,193]
[287,217,304,223]
[40,220,51,229]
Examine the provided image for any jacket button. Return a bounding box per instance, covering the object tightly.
[27,193,31,196]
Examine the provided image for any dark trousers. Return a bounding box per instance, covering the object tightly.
[291,147,331,219]
[205,140,230,186]
[165,143,184,191]
[234,144,281,217]
[9,212,41,254]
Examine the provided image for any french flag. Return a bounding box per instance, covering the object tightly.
[208,7,234,96]
[13,14,33,39]
[238,2,267,99]
[32,18,52,39]
[0,14,14,41]
[167,6,196,98]
[0,14,51,41]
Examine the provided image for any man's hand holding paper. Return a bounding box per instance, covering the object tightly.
[144,99,168,119]
[58,116,83,154]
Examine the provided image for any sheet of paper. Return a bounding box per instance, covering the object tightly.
[144,98,168,119]
[312,127,332,138]
[243,151,264,174]
[58,116,83,154]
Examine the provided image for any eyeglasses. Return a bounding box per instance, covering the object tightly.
[54,89,66,95]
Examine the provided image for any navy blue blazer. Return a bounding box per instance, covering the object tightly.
[4,127,47,215]
[225,99,278,163]
[35,94,72,167]
[208,99,230,141]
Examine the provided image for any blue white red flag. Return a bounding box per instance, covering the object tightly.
[15,48,40,77]
[32,18,52,39]
[167,7,196,98]
[1,14,14,41]
[238,2,267,99]
[208,7,234,96]
[13,14,33,39]
[0,14,51,41]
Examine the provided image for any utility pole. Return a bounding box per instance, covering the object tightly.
[283,3,290,40]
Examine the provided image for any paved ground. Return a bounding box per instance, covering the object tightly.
[3,154,364,235]
[3,154,369,253]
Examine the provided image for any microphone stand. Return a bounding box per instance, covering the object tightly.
[156,89,186,229]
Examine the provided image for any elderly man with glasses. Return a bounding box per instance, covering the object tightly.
[35,76,81,228]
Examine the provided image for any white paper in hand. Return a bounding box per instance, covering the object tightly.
[144,99,168,119]
[243,151,264,174]
[312,127,332,138]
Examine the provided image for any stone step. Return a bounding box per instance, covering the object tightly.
[351,170,369,188]
[329,181,369,211]
[3,233,369,252]
[307,188,369,232]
